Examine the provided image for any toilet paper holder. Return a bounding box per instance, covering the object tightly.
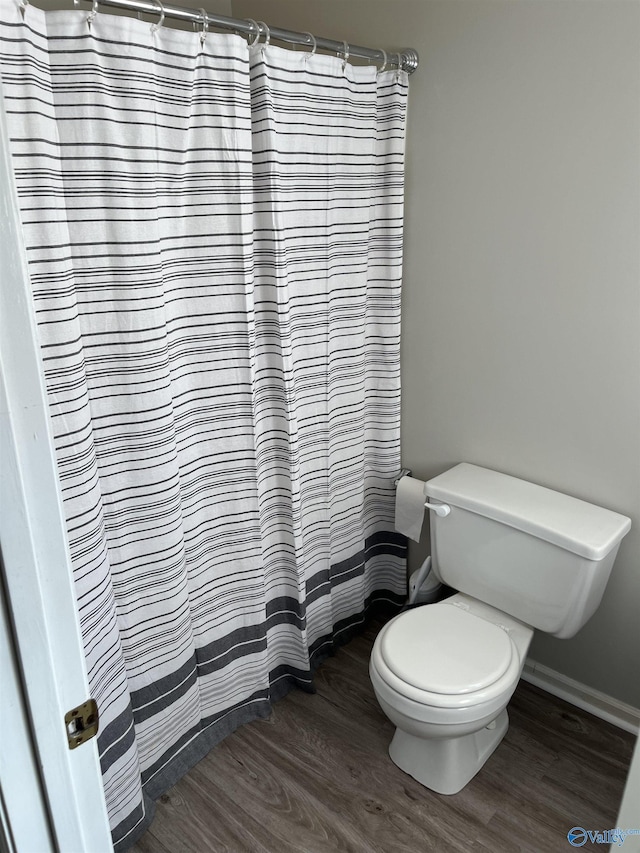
[394,468,413,486]
[394,469,451,517]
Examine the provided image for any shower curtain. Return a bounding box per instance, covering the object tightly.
[0,1,408,848]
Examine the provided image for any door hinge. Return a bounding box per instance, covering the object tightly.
[65,699,99,750]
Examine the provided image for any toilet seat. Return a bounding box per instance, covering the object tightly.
[372,603,522,710]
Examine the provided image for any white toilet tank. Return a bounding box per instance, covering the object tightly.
[425,464,631,639]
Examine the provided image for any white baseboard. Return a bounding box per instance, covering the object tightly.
[522,658,640,735]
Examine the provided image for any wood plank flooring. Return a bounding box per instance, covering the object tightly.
[131,620,635,853]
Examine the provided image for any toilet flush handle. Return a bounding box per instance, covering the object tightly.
[424,501,451,517]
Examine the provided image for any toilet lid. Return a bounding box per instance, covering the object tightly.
[379,604,514,695]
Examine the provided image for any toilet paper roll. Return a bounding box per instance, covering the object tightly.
[395,475,427,542]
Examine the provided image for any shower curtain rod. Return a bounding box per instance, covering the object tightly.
[75,0,420,74]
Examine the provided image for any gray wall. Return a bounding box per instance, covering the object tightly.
[234,0,640,708]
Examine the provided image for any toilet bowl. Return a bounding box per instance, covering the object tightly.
[369,593,533,794]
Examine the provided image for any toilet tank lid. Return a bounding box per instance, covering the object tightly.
[425,463,631,561]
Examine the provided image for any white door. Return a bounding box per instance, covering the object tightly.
[0,83,113,852]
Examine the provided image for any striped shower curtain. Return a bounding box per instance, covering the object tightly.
[0,2,408,848]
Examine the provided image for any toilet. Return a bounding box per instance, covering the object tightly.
[369,463,631,795]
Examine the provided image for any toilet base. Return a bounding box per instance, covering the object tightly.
[388,708,509,795]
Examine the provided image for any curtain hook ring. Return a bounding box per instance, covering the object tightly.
[86,0,98,26]
[257,21,270,50]
[302,32,316,64]
[378,48,388,73]
[245,18,260,47]
[395,52,403,74]
[198,7,208,44]
[341,40,349,72]
[150,0,165,34]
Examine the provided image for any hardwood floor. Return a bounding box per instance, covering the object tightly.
[131,620,635,853]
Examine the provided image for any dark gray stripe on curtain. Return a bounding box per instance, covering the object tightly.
[129,608,300,725]
[129,658,198,725]
[308,587,405,667]
[97,700,137,774]
[111,801,151,853]
[306,530,407,603]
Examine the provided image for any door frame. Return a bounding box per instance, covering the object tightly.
[0,82,113,852]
